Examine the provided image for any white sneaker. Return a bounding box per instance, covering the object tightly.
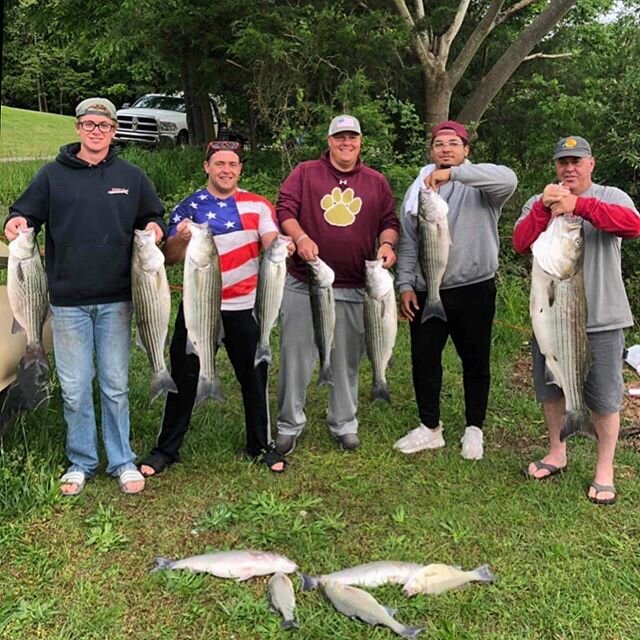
[393,423,445,454]
[461,426,483,460]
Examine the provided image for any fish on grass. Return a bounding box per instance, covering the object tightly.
[183,222,224,406]
[417,188,450,323]
[7,227,49,369]
[402,563,496,596]
[254,234,290,367]
[268,571,299,630]
[152,550,297,580]
[307,257,336,386]
[321,579,422,638]
[131,229,177,402]
[301,560,422,591]
[530,214,593,440]
[364,259,398,403]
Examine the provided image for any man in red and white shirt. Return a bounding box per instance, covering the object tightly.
[139,141,291,475]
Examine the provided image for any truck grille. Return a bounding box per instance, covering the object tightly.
[116,115,158,134]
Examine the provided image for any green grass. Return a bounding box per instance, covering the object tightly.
[0,107,75,159]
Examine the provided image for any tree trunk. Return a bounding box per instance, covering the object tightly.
[181,51,215,146]
[424,70,453,132]
[456,0,578,125]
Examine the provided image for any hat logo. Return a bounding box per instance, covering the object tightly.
[563,138,578,149]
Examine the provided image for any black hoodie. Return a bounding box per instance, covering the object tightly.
[8,143,166,306]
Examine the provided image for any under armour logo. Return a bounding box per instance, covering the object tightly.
[339,179,347,185]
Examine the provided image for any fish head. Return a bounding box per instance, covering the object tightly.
[418,188,449,223]
[364,258,393,299]
[8,227,37,260]
[551,215,584,278]
[307,257,335,288]
[267,234,290,263]
[187,221,218,265]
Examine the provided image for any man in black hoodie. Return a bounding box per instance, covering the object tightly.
[4,97,166,496]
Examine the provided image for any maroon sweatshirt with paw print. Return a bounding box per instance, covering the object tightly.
[276,151,398,288]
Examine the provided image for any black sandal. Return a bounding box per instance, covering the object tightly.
[138,451,172,477]
[260,449,287,474]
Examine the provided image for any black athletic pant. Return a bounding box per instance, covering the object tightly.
[149,302,270,462]
[409,279,496,429]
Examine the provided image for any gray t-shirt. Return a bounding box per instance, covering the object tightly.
[396,163,517,292]
[516,183,638,331]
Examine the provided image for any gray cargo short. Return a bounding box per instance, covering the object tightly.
[532,328,625,415]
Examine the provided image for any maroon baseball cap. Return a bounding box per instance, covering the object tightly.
[431,120,469,144]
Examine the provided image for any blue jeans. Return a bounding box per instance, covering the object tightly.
[51,302,137,477]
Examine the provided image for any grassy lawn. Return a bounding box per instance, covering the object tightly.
[2,142,640,638]
[0,107,74,159]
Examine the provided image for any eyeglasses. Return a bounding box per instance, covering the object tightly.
[432,141,464,149]
[78,120,115,133]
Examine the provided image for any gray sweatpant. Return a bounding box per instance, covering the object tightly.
[277,285,365,438]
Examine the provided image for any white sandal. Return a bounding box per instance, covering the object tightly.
[60,470,86,496]
[118,469,145,495]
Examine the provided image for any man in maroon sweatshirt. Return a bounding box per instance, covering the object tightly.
[274,114,399,454]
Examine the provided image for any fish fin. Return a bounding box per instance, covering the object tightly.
[135,329,146,351]
[317,365,334,387]
[383,606,397,618]
[11,318,24,335]
[149,369,178,402]
[400,626,424,638]
[299,573,319,591]
[22,344,49,371]
[254,344,272,367]
[194,375,225,407]
[371,382,391,404]
[281,620,299,630]
[474,564,496,583]
[185,335,198,356]
[150,557,175,573]
[546,280,556,308]
[559,410,595,442]
[420,299,447,323]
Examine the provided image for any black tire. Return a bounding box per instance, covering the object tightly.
[176,131,189,147]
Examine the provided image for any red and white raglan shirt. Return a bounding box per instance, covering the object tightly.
[168,188,278,310]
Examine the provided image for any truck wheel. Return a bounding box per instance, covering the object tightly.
[176,131,189,147]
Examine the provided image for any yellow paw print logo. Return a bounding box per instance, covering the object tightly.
[321,187,362,227]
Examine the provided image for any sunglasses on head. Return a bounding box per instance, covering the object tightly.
[206,140,242,159]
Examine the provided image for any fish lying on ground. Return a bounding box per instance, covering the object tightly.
[7,227,49,369]
[417,188,450,323]
[183,222,224,406]
[364,259,398,403]
[152,550,298,580]
[530,214,593,440]
[131,229,177,402]
[301,561,422,591]
[402,563,496,596]
[307,257,336,386]
[321,579,422,638]
[268,571,298,630]
[254,234,290,367]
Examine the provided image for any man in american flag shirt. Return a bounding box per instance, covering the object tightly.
[139,141,291,475]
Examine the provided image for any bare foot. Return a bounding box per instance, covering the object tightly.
[526,455,567,479]
[122,479,145,494]
[140,464,156,477]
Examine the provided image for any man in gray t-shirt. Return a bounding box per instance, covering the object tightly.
[513,135,640,505]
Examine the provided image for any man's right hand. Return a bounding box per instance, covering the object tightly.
[296,236,319,262]
[542,183,571,207]
[4,217,29,242]
[400,290,420,321]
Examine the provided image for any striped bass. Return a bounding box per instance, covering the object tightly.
[183,222,224,406]
[530,214,593,440]
[417,188,450,323]
[301,560,422,591]
[307,257,335,387]
[364,259,397,403]
[321,579,423,638]
[268,571,299,630]
[152,549,298,580]
[131,229,177,402]
[7,228,49,369]
[254,234,290,367]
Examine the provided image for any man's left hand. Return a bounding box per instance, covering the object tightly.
[550,194,578,217]
[424,169,452,190]
[377,243,396,269]
[145,222,164,244]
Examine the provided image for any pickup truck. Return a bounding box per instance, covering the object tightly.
[114,93,230,147]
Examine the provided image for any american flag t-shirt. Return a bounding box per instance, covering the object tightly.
[168,188,278,310]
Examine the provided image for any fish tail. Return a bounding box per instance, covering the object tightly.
[317,365,334,387]
[149,369,178,403]
[281,619,299,630]
[254,343,272,367]
[371,381,391,404]
[420,299,447,323]
[150,557,175,573]
[474,564,496,583]
[23,344,49,370]
[299,573,319,591]
[194,375,225,407]
[400,625,424,638]
[559,409,595,442]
